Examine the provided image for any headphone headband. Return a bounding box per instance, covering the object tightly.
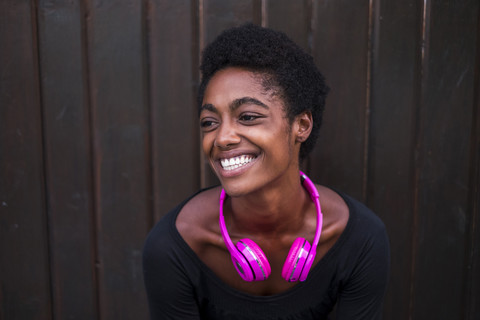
[299,171,322,252]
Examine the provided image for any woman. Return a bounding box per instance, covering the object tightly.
[143,24,390,319]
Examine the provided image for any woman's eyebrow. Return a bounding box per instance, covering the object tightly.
[200,97,269,114]
[230,97,269,111]
[200,103,216,113]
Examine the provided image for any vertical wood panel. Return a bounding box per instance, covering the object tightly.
[265,0,311,53]
[310,0,371,200]
[149,0,200,221]
[467,74,480,319]
[412,1,478,318]
[367,1,422,319]
[467,20,480,317]
[0,1,51,319]
[467,10,480,319]
[86,0,149,318]
[200,0,261,187]
[37,0,98,318]
[203,0,261,43]
[0,2,479,319]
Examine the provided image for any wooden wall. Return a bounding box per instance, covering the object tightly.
[0,0,479,319]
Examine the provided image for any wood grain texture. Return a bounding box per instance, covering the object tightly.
[0,1,51,319]
[466,17,480,317]
[37,0,98,318]
[86,0,150,318]
[148,0,200,222]
[202,0,261,44]
[310,0,371,201]
[411,0,479,318]
[466,63,480,319]
[367,1,422,319]
[466,7,480,319]
[265,0,311,53]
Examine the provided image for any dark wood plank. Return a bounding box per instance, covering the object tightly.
[37,1,98,318]
[202,0,261,44]
[310,0,371,201]
[367,1,423,319]
[465,8,480,320]
[466,9,480,319]
[466,72,480,319]
[265,0,311,53]
[0,1,52,319]
[200,0,261,187]
[411,0,479,318]
[148,0,200,221]
[86,0,150,318]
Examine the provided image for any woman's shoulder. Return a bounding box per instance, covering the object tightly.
[179,186,221,218]
[336,191,386,233]
[327,189,389,259]
[175,186,224,254]
[314,185,388,256]
[144,186,221,250]
[176,186,221,229]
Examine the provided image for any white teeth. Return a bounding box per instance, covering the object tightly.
[220,155,254,171]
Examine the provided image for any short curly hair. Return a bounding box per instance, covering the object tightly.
[198,23,329,160]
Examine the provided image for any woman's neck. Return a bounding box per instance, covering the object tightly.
[226,170,312,236]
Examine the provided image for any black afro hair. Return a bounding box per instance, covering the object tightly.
[198,23,329,160]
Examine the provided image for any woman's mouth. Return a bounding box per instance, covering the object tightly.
[220,155,256,171]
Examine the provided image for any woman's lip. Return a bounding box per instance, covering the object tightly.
[215,150,257,160]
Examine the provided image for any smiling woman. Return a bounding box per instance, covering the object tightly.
[143,24,390,320]
[200,67,304,197]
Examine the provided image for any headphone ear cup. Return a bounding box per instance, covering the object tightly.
[235,238,271,281]
[282,237,311,282]
[299,250,316,282]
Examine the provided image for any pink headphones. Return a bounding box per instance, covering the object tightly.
[219,171,323,282]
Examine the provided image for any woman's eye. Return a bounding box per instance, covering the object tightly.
[239,114,259,122]
[200,119,218,130]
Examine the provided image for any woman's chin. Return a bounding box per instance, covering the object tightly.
[218,181,251,198]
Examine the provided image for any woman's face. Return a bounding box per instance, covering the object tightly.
[200,67,302,197]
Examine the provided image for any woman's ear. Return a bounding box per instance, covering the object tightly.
[295,111,313,143]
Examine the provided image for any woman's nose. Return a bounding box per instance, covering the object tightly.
[214,121,241,149]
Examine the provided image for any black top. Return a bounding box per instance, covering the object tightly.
[143,189,390,320]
